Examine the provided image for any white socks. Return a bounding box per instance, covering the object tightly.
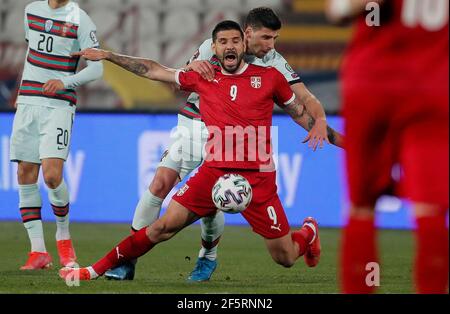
[19,183,46,253]
[24,220,47,253]
[132,190,163,230]
[198,211,225,261]
[48,180,71,241]
[86,266,99,279]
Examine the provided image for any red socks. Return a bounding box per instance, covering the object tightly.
[92,227,154,275]
[340,216,377,294]
[291,225,315,257]
[414,214,449,294]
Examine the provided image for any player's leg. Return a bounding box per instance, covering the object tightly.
[131,166,180,231]
[41,158,76,266]
[264,225,318,268]
[412,203,448,294]
[239,170,318,268]
[183,163,224,282]
[180,119,224,281]
[105,128,184,280]
[40,107,76,267]
[10,104,51,270]
[340,91,391,294]
[16,161,52,270]
[340,204,377,294]
[60,164,217,281]
[399,101,449,294]
[59,199,201,281]
[131,114,195,231]
[188,211,224,282]
[105,165,180,280]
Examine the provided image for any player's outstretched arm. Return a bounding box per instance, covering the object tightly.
[290,83,345,149]
[72,48,177,83]
[283,98,343,150]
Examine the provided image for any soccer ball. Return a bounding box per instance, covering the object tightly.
[211,174,252,214]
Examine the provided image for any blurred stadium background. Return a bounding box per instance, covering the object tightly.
[0,0,422,294]
[0,0,350,112]
[0,0,415,240]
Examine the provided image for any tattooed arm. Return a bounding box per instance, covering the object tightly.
[282,97,344,150]
[72,48,177,83]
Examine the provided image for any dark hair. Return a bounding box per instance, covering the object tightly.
[244,7,282,30]
[212,20,244,42]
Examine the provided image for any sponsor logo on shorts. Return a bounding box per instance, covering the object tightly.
[270,224,282,232]
[177,184,189,196]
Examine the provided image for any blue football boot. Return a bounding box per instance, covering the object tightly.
[104,260,136,280]
[187,257,217,282]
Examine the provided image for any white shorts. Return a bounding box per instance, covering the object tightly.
[10,104,74,164]
[158,114,208,179]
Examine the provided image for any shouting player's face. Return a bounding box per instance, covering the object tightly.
[245,27,279,58]
[213,30,246,74]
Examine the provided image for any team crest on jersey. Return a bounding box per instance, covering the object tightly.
[45,20,53,32]
[61,23,72,37]
[251,76,261,89]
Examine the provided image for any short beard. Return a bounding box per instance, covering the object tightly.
[220,53,244,74]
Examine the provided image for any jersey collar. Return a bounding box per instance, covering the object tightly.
[221,63,249,76]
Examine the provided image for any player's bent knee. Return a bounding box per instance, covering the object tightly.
[273,256,295,268]
[43,171,62,189]
[149,178,169,197]
[149,169,178,198]
[270,249,295,268]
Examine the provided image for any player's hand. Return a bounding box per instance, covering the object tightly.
[185,60,215,81]
[43,79,65,95]
[302,118,330,151]
[71,48,109,61]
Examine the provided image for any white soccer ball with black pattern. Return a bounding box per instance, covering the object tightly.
[211,174,252,214]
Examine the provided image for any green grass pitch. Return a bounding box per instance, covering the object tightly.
[0,221,414,294]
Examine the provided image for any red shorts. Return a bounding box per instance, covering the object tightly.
[172,165,290,239]
[343,88,449,208]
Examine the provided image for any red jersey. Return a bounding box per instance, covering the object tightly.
[342,0,448,97]
[176,63,295,169]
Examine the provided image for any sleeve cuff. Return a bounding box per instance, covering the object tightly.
[175,69,183,86]
[284,93,296,106]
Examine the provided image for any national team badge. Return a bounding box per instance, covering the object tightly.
[45,20,53,32]
[61,23,72,37]
[250,76,261,89]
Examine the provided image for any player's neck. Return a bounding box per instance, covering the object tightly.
[48,0,70,9]
[221,62,248,76]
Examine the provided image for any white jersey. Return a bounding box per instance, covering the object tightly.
[179,38,302,120]
[17,1,100,110]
